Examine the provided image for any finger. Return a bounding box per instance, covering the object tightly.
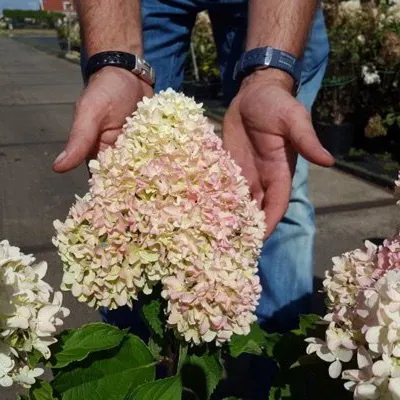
[262,174,292,238]
[53,99,102,173]
[287,104,335,168]
[222,110,264,208]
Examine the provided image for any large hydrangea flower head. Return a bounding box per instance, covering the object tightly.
[306,214,400,399]
[53,89,266,345]
[0,240,69,388]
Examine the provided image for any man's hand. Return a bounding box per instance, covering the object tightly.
[53,67,153,172]
[223,70,334,237]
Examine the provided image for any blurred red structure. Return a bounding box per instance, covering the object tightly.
[42,0,76,12]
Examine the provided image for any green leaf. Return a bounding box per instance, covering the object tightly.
[17,395,30,400]
[127,376,182,400]
[268,385,291,400]
[52,335,156,400]
[296,314,321,336]
[148,337,163,360]
[29,380,56,400]
[229,324,268,358]
[182,351,223,400]
[177,342,188,373]
[28,349,43,367]
[263,333,282,359]
[49,322,126,368]
[141,299,164,337]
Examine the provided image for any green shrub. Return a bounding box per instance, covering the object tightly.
[3,9,64,28]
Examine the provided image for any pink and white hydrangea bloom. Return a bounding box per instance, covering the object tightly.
[306,185,400,399]
[53,89,266,345]
[0,240,69,388]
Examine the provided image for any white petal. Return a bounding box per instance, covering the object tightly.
[388,377,400,400]
[329,359,342,379]
[337,347,354,363]
[317,347,336,363]
[357,347,372,369]
[344,381,357,392]
[343,369,364,382]
[354,383,380,400]
[372,360,390,378]
[365,327,382,344]
[0,375,13,387]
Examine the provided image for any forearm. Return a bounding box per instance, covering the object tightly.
[76,0,142,57]
[246,0,318,57]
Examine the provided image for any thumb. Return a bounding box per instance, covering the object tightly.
[287,103,334,168]
[53,101,101,173]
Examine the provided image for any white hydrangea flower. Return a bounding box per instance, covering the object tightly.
[54,89,265,345]
[339,0,362,18]
[362,65,381,85]
[357,35,366,44]
[0,240,69,388]
[364,271,400,358]
[306,328,356,378]
[343,348,400,400]
[305,228,400,399]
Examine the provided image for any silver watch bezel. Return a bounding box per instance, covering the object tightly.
[132,56,156,86]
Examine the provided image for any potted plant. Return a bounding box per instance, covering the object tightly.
[313,1,363,156]
[183,12,222,100]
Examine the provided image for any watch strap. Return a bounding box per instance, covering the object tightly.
[85,51,156,87]
[234,47,302,94]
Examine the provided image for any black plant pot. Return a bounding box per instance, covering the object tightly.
[314,121,355,157]
[362,136,389,154]
[182,80,222,100]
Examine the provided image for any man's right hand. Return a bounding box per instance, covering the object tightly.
[53,67,153,173]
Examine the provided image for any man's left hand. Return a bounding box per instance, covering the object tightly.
[223,70,334,238]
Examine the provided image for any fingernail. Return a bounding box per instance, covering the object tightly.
[54,151,66,165]
[323,148,332,157]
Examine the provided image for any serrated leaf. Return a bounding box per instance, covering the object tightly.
[29,380,56,400]
[49,322,126,368]
[126,376,182,400]
[52,335,155,400]
[148,337,163,360]
[229,324,269,358]
[182,352,223,400]
[141,299,164,337]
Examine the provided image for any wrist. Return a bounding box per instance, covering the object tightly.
[86,43,143,58]
[241,68,295,93]
[89,66,153,91]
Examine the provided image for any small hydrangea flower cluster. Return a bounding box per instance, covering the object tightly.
[0,240,69,388]
[362,65,381,86]
[307,175,400,399]
[53,89,266,346]
[338,0,363,19]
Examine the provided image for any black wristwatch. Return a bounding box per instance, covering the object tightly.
[85,51,156,87]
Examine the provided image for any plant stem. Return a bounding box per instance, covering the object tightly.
[166,344,176,377]
[177,342,188,373]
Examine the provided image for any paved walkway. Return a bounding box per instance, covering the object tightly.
[0,36,399,399]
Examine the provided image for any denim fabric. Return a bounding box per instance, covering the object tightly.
[94,1,330,337]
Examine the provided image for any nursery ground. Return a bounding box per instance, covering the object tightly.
[0,37,399,400]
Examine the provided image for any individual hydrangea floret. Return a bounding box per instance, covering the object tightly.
[53,89,266,345]
[0,240,69,388]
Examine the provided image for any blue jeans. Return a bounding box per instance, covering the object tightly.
[92,2,329,334]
